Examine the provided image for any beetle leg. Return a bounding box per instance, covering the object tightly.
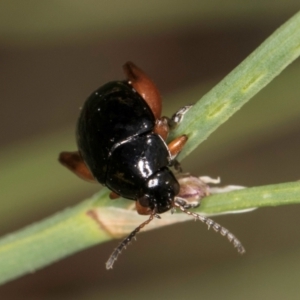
[172,159,183,173]
[109,191,120,199]
[136,200,152,215]
[123,61,162,119]
[167,135,188,159]
[59,151,96,183]
[175,197,200,209]
[168,105,193,129]
[153,117,169,141]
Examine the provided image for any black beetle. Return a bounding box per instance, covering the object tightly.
[60,62,189,213]
[59,62,245,269]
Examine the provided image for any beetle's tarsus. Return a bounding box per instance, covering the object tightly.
[169,105,193,129]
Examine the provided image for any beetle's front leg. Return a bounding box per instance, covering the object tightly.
[175,197,200,209]
[171,159,183,173]
[167,135,188,172]
[153,118,186,172]
[167,135,188,160]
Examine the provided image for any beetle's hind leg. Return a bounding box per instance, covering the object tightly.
[59,151,96,183]
[175,197,200,209]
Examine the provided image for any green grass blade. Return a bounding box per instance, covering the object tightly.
[0,189,110,285]
[197,181,300,214]
[0,181,300,285]
[170,11,300,160]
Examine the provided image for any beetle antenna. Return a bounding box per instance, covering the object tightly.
[174,198,245,254]
[106,210,156,269]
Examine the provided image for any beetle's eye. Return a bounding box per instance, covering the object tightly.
[138,195,150,207]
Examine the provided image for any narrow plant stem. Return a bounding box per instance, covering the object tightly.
[0,190,111,285]
[169,11,300,160]
[0,181,300,285]
[197,181,300,214]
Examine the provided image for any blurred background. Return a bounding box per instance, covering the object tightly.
[1,1,300,299]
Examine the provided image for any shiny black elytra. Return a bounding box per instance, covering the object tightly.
[59,62,245,269]
[61,62,189,214]
[77,80,180,214]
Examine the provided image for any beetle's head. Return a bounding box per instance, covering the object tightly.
[138,168,180,214]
